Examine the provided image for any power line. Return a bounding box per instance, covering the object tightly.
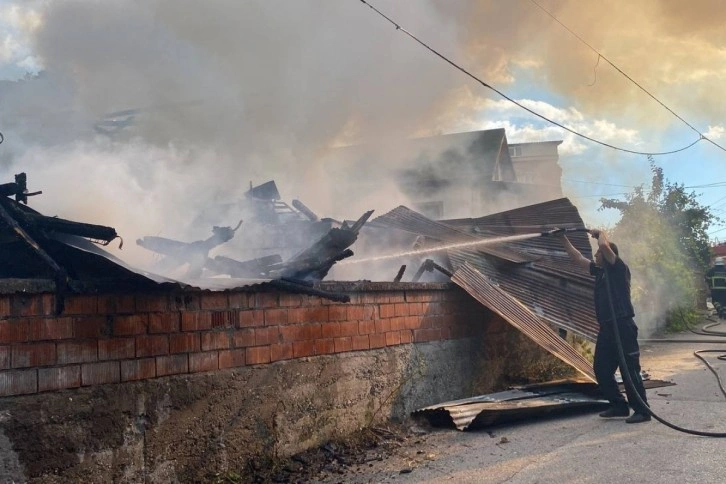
[358,0,704,157]
[685,182,726,189]
[707,195,726,211]
[529,0,726,154]
[562,178,637,188]
[571,191,632,199]
[564,178,726,191]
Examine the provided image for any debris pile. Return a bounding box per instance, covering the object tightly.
[0,172,165,313]
[1,172,602,383]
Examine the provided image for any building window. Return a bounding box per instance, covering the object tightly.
[517,171,536,184]
[508,146,522,157]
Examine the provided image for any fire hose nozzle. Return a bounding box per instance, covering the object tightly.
[541,228,566,237]
[540,227,590,237]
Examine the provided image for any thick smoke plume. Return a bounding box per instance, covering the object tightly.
[1,0,724,272]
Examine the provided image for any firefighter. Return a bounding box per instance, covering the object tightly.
[705,257,726,319]
[557,228,650,424]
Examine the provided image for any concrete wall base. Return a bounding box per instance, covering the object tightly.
[0,339,480,482]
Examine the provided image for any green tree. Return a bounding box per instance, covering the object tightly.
[598,157,719,333]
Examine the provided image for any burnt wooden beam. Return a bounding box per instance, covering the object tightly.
[412,259,453,282]
[3,201,118,245]
[0,173,42,204]
[394,265,406,282]
[269,279,350,303]
[0,199,68,314]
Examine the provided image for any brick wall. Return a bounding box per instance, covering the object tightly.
[0,282,486,397]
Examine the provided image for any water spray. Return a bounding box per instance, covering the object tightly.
[342,227,590,266]
[339,232,544,265]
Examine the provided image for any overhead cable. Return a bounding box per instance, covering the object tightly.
[358,0,705,156]
[529,0,726,154]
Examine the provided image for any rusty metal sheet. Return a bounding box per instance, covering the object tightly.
[370,205,531,263]
[448,249,599,341]
[442,197,593,280]
[372,199,600,343]
[444,198,599,341]
[413,378,675,431]
[451,262,596,381]
[413,380,606,430]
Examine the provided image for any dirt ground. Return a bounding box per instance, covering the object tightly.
[223,421,419,483]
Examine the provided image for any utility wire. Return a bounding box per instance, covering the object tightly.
[686,181,726,189]
[566,178,726,192]
[358,0,704,156]
[577,191,632,199]
[529,0,726,154]
[562,178,637,188]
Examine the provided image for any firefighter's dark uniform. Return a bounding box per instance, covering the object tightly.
[705,263,726,318]
[591,257,649,415]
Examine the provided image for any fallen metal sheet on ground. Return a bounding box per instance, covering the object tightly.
[413,379,675,431]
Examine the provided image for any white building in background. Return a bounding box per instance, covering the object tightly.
[507,140,564,191]
[319,129,564,221]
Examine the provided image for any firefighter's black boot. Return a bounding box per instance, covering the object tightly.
[625,412,651,424]
[599,404,629,418]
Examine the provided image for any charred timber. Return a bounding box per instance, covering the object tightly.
[394,264,406,282]
[278,210,373,281]
[412,259,453,282]
[292,199,319,221]
[0,173,42,204]
[2,200,118,245]
[211,254,283,278]
[269,279,350,303]
[0,199,68,313]
[136,221,242,278]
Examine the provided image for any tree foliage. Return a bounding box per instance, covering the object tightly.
[598,157,719,332]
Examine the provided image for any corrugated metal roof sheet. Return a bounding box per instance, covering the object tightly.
[413,380,605,430]
[452,262,596,381]
[447,249,598,341]
[413,378,673,431]
[443,197,593,279]
[371,198,599,342]
[443,198,598,341]
[370,205,530,263]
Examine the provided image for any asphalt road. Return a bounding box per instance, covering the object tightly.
[324,320,726,483]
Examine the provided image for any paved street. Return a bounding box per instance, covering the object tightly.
[327,321,726,483]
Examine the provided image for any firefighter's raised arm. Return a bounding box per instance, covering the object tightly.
[590,229,617,265]
[556,230,591,272]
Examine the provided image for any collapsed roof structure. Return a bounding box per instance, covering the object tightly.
[0,174,363,309]
[0,172,599,380]
[0,173,173,313]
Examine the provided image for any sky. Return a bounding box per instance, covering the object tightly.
[1,0,726,270]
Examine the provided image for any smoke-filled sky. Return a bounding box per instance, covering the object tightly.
[2,0,726,269]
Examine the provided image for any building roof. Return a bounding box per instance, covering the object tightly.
[325,128,516,201]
